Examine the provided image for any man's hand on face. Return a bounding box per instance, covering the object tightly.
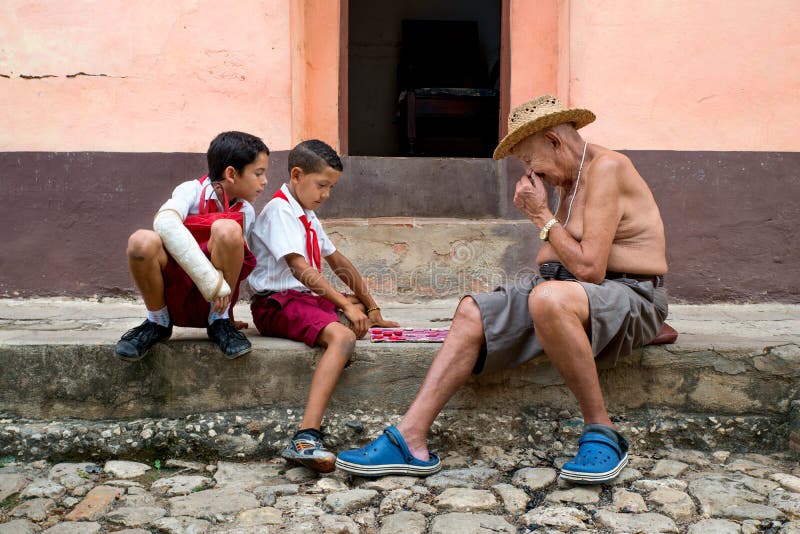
[514,172,553,228]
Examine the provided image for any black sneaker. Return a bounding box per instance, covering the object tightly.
[115,320,172,361]
[282,429,336,473]
[207,318,252,359]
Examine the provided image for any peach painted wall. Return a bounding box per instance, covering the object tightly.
[566,0,800,151]
[292,0,342,150]
[4,1,798,153]
[509,0,564,110]
[0,1,294,152]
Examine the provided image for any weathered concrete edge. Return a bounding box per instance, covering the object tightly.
[1,341,797,420]
[791,400,800,455]
[0,406,788,463]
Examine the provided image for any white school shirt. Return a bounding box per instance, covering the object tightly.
[248,183,336,293]
[158,177,256,241]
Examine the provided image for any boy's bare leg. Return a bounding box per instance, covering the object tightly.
[117,229,172,360]
[396,297,485,461]
[207,219,245,298]
[300,322,357,430]
[126,230,168,310]
[205,219,253,357]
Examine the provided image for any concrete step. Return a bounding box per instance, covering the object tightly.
[302,216,773,303]
[323,218,539,301]
[1,299,798,459]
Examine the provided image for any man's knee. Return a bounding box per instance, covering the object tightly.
[455,296,482,327]
[452,296,486,347]
[127,230,163,261]
[210,219,244,247]
[529,281,585,326]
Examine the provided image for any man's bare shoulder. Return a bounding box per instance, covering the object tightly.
[590,148,634,174]
[590,148,650,193]
[584,149,631,195]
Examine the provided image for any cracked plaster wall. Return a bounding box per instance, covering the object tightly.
[0,0,293,152]
[3,2,799,153]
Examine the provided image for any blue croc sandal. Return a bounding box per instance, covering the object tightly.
[335,426,442,477]
[559,424,629,484]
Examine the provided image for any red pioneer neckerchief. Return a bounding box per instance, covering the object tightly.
[272,189,321,272]
[197,175,243,214]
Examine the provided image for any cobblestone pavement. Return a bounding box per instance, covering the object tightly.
[1,445,799,533]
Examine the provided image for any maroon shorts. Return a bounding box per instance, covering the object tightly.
[163,240,256,328]
[250,289,339,347]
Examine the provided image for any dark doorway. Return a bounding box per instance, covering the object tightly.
[348,0,502,157]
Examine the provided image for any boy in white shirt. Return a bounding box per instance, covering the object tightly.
[248,139,398,472]
[115,131,269,361]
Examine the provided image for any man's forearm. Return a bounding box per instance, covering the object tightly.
[545,223,605,283]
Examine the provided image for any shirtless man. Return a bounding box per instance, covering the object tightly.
[336,95,669,484]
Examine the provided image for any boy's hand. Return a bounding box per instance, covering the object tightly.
[232,320,248,330]
[343,304,369,338]
[211,295,231,314]
[368,310,400,329]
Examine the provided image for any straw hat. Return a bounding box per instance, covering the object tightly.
[493,94,596,159]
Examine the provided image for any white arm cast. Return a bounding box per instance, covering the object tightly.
[153,209,231,301]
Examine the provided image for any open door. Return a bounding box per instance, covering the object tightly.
[345,0,508,158]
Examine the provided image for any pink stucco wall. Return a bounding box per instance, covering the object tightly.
[509,0,564,111]
[495,0,800,152]
[566,0,800,151]
[3,1,798,153]
[293,0,342,150]
[0,1,294,152]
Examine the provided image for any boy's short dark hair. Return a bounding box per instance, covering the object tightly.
[288,139,343,174]
[207,131,269,182]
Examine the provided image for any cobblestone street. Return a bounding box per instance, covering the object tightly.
[1,442,799,533]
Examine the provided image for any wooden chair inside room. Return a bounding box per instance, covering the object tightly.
[398,20,499,157]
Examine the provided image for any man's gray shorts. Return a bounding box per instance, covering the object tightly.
[467,274,668,374]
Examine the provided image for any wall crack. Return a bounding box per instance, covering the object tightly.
[66,72,118,78]
[2,72,127,79]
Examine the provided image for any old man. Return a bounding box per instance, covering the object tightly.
[336,95,668,484]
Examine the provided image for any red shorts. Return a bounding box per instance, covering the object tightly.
[163,241,256,328]
[250,289,339,347]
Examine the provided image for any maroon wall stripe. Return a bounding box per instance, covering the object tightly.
[1,150,798,302]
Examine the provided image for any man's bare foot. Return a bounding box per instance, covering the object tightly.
[585,417,615,429]
[397,423,431,462]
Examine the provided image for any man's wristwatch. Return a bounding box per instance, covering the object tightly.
[539,218,559,241]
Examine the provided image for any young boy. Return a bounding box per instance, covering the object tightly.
[248,139,398,473]
[115,131,269,361]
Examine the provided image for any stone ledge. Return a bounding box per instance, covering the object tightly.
[0,299,798,456]
[1,338,798,420]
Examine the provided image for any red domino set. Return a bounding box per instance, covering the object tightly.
[369,327,449,343]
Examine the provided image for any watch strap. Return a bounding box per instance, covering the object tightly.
[540,218,560,241]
